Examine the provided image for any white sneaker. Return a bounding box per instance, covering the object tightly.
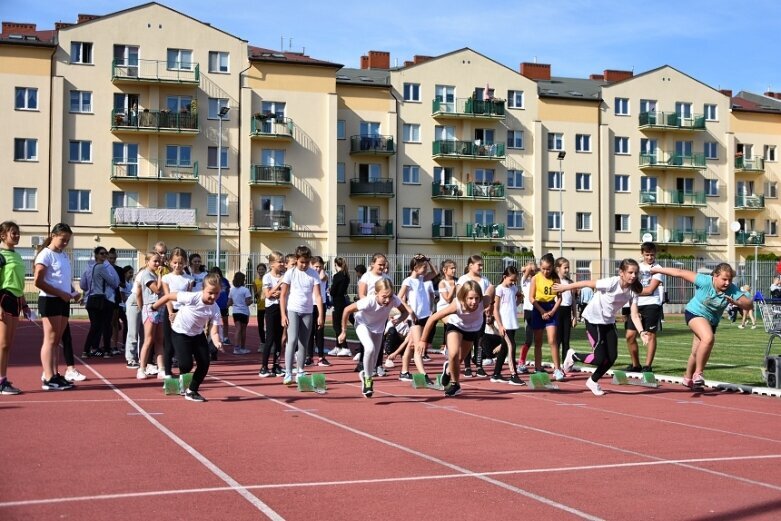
[328,347,340,356]
[144,365,159,376]
[64,368,87,382]
[233,347,249,355]
[295,371,307,382]
[283,374,293,385]
[337,348,352,357]
[553,369,565,381]
[376,366,386,377]
[483,358,494,366]
[562,348,576,373]
[352,352,362,361]
[586,378,605,396]
[136,369,148,380]
[157,372,169,380]
[384,358,395,368]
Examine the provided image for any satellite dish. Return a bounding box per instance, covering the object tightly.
[641,233,653,242]
[730,221,742,232]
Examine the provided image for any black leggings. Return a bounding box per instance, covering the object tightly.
[574,322,618,382]
[557,305,573,361]
[307,307,325,358]
[257,308,266,344]
[84,303,113,354]
[332,304,347,348]
[524,309,534,346]
[481,333,508,376]
[171,330,210,392]
[161,306,176,375]
[62,323,75,367]
[261,304,283,369]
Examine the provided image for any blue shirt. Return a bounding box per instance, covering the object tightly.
[216,277,230,309]
[685,273,743,325]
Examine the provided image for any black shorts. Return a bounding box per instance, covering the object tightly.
[414,316,436,344]
[220,307,229,318]
[233,313,249,324]
[684,310,717,332]
[38,296,70,318]
[624,304,663,332]
[0,289,23,317]
[444,323,480,342]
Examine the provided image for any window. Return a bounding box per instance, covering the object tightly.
[69,140,91,163]
[358,163,381,182]
[337,205,345,225]
[507,130,524,149]
[167,48,193,70]
[547,132,564,151]
[435,85,455,104]
[337,162,345,183]
[165,192,192,209]
[166,95,192,113]
[207,194,229,216]
[402,208,420,227]
[15,87,37,110]
[13,188,36,211]
[14,138,37,161]
[474,209,495,226]
[640,99,657,114]
[766,220,778,236]
[261,149,285,167]
[765,145,777,162]
[67,189,90,212]
[70,42,93,64]
[576,172,591,191]
[402,165,420,184]
[675,102,692,119]
[208,51,229,73]
[704,104,718,121]
[474,128,494,144]
[615,97,629,115]
[474,169,495,184]
[403,83,420,102]
[113,143,139,176]
[433,166,453,185]
[111,191,138,208]
[640,215,657,234]
[337,120,345,140]
[403,124,420,143]
[614,136,630,155]
[207,146,228,168]
[705,179,719,197]
[547,211,562,230]
[208,98,230,119]
[640,138,657,156]
[113,45,139,74]
[70,90,92,113]
[706,217,720,235]
[614,214,630,232]
[614,174,630,192]
[166,145,192,166]
[507,210,524,229]
[575,134,591,152]
[704,142,718,160]
[575,260,591,281]
[548,171,564,190]
[507,170,524,189]
[508,90,524,109]
[765,181,778,199]
[640,176,657,193]
[576,212,592,231]
[261,101,285,119]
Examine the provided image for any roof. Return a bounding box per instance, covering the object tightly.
[0,26,56,47]
[731,91,781,114]
[335,67,391,87]
[536,76,606,101]
[248,46,342,69]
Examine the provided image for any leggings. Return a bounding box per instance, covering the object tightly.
[261,304,283,369]
[523,309,534,347]
[62,323,75,367]
[161,306,175,376]
[257,308,266,345]
[573,321,618,382]
[307,306,325,358]
[285,310,312,375]
[504,329,517,373]
[125,300,144,362]
[332,304,347,349]
[85,303,113,354]
[481,333,508,377]
[356,324,383,374]
[557,305,573,361]
[171,330,210,392]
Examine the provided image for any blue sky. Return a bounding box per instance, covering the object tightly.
[4,0,780,95]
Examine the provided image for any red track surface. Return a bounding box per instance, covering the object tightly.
[2,319,781,520]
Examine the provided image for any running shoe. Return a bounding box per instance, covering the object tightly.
[422,354,431,361]
[144,364,159,376]
[682,376,693,389]
[283,374,294,385]
[562,348,576,373]
[41,377,70,391]
[440,361,450,388]
[360,371,373,398]
[384,358,395,368]
[516,363,529,374]
[483,358,494,366]
[586,378,605,396]
[328,347,340,356]
[398,372,413,381]
[53,374,74,389]
[0,380,21,395]
[641,365,653,373]
[463,367,474,378]
[64,368,87,382]
[304,358,313,366]
[353,362,363,373]
[352,352,362,361]
[376,366,386,377]
[624,364,642,373]
[102,350,112,359]
[692,373,705,392]
[273,365,284,377]
[136,369,148,380]
[184,390,207,402]
[337,348,352,357]
[126,360,140,369]
[444,382,462,397]
[258,367,270,378]
[317,358,331,367]
[424,374,435,386]
[490,374,508,383]
[508,374,526,386]
[553,369,566,382]
[476,367,488,378]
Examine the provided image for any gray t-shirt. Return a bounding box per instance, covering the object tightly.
[140,269,160,305]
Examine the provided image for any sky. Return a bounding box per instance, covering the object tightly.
[3,0,781,95]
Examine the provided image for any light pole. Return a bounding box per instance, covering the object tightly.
[557,151,566,258]
[216,105,230,269]
[750,231,759,293]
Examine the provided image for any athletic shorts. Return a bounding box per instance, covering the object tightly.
[684,310,717,332]
[38,296,70,318]
[444,323,480,342]
[220,307,229,318]
[414,315,436,344]
[233,313,249,324]
[624,304,662,332]
[531,301,557,329]
[142,305,163,325]
[0,289,23,317]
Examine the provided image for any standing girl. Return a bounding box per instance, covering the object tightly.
[228,271,252,354]
[555,259,644,396]
[555,257,578,366]
[162,251,194,376]
[398,254,438,382]
[357,254,390,373]
[493,265,525,385]
[456,255,494,377]
[188,253,206,291]
[328,257,351,357]
[517,261,537,372]
[136,252,164,379]
[253,263,267,351]
[529,253,564,380]
[0,221,29,394]
[258,252,285,377]
[307,256,329,366]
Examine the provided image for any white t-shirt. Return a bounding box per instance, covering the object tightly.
[172,291,223,336]
[355,294,402,334]
[401,275,431,319]
[190,271,206,292]
[559,277,574,307]
[283,267,320,314]
[495,284,519,330]
[437,279,456,312]
[637,261,664,306]
[35,248,72,297]
[521,277,533,311]
[229,286,252,315]
[263,272,283,307]
[457,274,491,294]
[582,276,639,325]
[359,271,390,297]
[447,299,485,332]
[163,272,194,310]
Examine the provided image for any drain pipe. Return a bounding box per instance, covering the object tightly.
[390,85,401,255]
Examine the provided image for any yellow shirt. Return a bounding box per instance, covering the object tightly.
[533,273,556,303]
[254,276,265,310]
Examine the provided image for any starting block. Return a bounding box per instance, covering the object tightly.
[311,373,327,394]
[163,373,193,396]
[297,374,327,394]
[611,370,659,388]
[529,372,559,390]
[411,373,444,390]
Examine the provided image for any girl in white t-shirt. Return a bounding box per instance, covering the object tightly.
[493,265,524,385]
[398,254,438,382]
[187,253,206,291]
[555,257,578,367]
[259,251,285,377]
[162,252,193,377]
[151,273,224,402]
[518,261,537,372]
[435,259,457,353]
[356,253,391,372]
[228,272,252,354]
[456,255,494,377]
[554,259,644,396]
[339,278,408,397]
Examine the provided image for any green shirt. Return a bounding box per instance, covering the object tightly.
[0,249,26,297]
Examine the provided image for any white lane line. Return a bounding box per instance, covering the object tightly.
[211,376,605,521]
[4,454,779,509]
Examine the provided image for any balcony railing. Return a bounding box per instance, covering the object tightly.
[638,190,706,207]
[638,111,706,131]
[111,159,199,182]
[639,229,658,242]
[735,231,766,245]
[111,108,198,133]
[250,115,294,139]
[430,182,505,200]
[111,59,200,84]
[110,207,197,229]
[735,156,765,172]
[349,178,394,197]
[350,135,395,155]
[432,222,506,240]
[349,220,394,238]
[735,194,765,209]
[639,153,706,170]
[250,210,292,231]
[431,98,506,118]
[249,165,292,186]
[432,140,505,160]
[662,229,709,245]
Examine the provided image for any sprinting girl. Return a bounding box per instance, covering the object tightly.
[0,221,29,395]
[34,223,79,390]
[649,263,751,391]
[259,251,285,377]
[456,255,493,377]
[308,256,329,366]
[398,254,438,383]
[150,273,225,402]
[555,259,645,396]
[419,280,484,397]
[188,253,206,291]
[436,259,457,353]
[228,271,252,354]
[328,257,351,357]
[493,265,524,386]
[254,263,267,351]
[279,245,324,385]
[517,261,537,372]
[136,252,164,379]
[161,250,192,377]
[357,253,391,374]
[555,257,578,365]
[339,278,408,397]
[529,253,564,380]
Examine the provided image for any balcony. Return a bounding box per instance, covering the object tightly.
[638,111,706,132]
[250,115,294,140]
[111,109,198,135]
[249,165,292,186]
[638,190,706,207]
[432,222,506,241]
[250,210,293,231]
[111,59,200,85]
[431,182,505,200]
[431,98,506,119]
[735,231,766,246]
[659,229,709,245]
[735,156,765,173]
[639,229,658,242]
[432,140,505,161]
[349,220,394,239]
[111,159,199,183]
[349,178,394,197]
[735,194,765,210]
[639,153,706,171]
[350,135,395,156]
[110,207,198,229]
